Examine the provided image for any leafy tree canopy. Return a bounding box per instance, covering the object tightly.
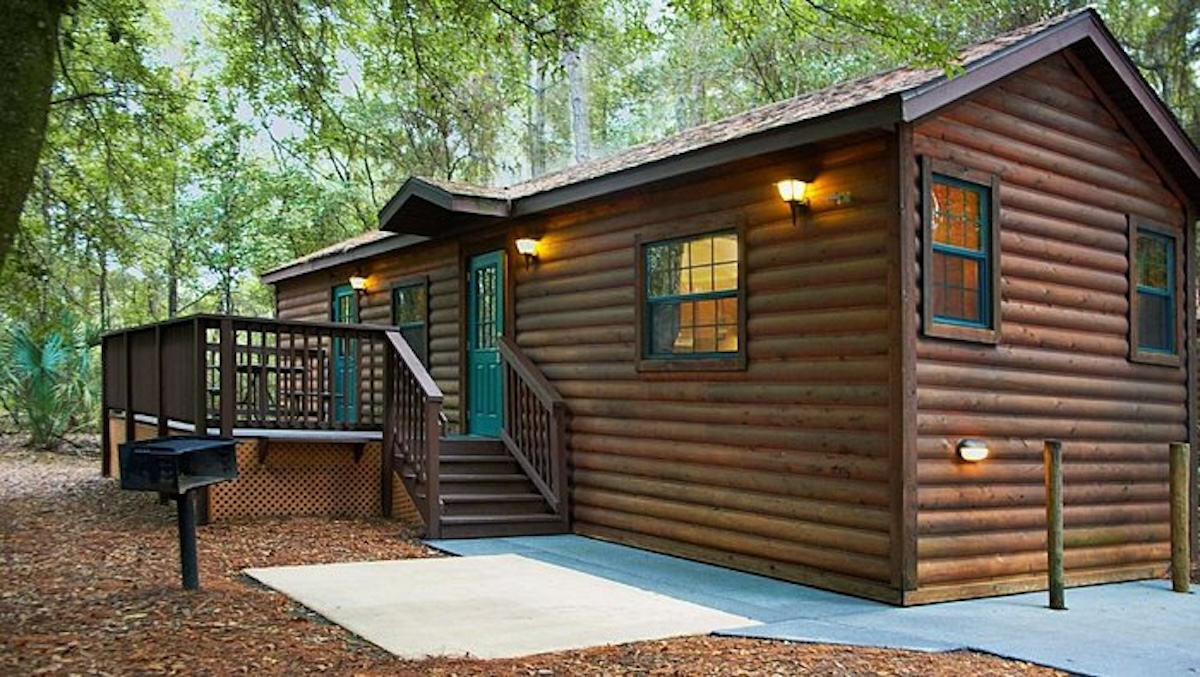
[0,0,1195,338]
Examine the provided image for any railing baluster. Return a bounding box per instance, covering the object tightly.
[496,337,567,521]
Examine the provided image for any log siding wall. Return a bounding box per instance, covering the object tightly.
[909,54,1189,602]
[513,138,901,601]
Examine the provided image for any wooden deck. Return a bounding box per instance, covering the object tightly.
[101,314,569,538]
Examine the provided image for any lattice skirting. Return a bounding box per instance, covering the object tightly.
[105,417,424,527]
[210,441,383,520]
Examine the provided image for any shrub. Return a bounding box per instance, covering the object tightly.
[0,313,98,449]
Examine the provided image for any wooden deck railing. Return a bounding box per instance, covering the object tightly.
[101,315,393,449]
[499,336,568,521]
[383,331,443,534]
[102,314,563,535]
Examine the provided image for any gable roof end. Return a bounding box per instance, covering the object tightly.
[378,176,510,236]
[900,10,1200,196]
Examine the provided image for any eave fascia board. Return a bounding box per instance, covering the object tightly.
[1080,16,1200,184]
[901,11,1097,123]
[510,97,904,218]
[260,233,427,284]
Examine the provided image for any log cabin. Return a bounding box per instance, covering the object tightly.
[102,8,1200,605]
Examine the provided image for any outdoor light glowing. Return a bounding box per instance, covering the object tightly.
[776,179,811,228]
[775,179,809,204]
[957,439,989,462]
[515,238,539,257]
[348,275,368,291]
[516,237,540,269]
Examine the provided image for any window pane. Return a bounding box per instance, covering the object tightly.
[643,230,740,359]
[650,302,682,354]
[647,233,739,299]
[1137,233,1169,291]
[1138,292,1170,352]
[932,181,984,252]
[393,284,427,325]
[931,252,983,324]
[400,327,427,364]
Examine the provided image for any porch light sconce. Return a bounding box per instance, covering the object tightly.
[776,179,810,228]
[348,274,368,302]
[957,439,989,463]
[515,237,540,269]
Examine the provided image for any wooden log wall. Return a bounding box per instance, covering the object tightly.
[908,53,1189,603]
[511,136,903,602]
[273,240,463,431]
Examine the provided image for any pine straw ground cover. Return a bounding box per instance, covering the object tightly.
[0,442,1066,676]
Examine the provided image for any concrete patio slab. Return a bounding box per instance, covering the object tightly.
[245,554,754,660]
[430,535,1200,676]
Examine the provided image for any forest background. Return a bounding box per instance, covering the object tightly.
[0,0,1195,446]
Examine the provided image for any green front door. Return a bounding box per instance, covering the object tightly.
[331,283,358,423]
[467,251,504,437]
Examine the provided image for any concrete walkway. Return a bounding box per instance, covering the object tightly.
[430,535,1200,677]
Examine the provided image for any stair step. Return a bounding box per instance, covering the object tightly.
[438,454,520,474]
[440,492,549,517]
[439,437,506,456]
[436,513,568,539]
[441,492,544,504]
[440,473,529,483]
[440,513,561,525]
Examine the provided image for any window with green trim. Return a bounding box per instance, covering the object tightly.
[1130,221,1179,362]
[643,231,740,359]
[392,280,428,365]
[921,159,1001,344]
[930,176,991,327]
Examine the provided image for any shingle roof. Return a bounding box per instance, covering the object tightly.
[411,9,1091,202]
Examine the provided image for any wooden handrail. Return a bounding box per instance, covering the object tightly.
[101,313,398,339]
[381,330,443,535]
[498,336,564,410]
[385,332,444,402]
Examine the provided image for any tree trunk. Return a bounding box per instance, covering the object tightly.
[0,0,67,267]
[564,46,591,164]
[96,241,109,332]
[528,59,547,177]
[167,171,180,317]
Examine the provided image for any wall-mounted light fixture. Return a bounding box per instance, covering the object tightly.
[515,237,540,269]
[956,439,989,463]
[776,179,811,228]
[348,274,368,303]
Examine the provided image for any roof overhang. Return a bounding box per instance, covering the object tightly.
[261,232,428,284]
[377,98,903,236]
[379,176,510,235]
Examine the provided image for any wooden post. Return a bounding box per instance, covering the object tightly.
[1170,442,1190,593]
[1044,439,1066,610]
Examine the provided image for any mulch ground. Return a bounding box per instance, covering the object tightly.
[0,441,1068,676]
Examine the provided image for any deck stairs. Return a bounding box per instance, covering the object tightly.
[403,436,568,539]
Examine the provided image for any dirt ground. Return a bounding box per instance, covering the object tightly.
[0,442,1067,676]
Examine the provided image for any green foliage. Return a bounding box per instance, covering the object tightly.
[0,313,98,448]
[1,0,1196,445]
